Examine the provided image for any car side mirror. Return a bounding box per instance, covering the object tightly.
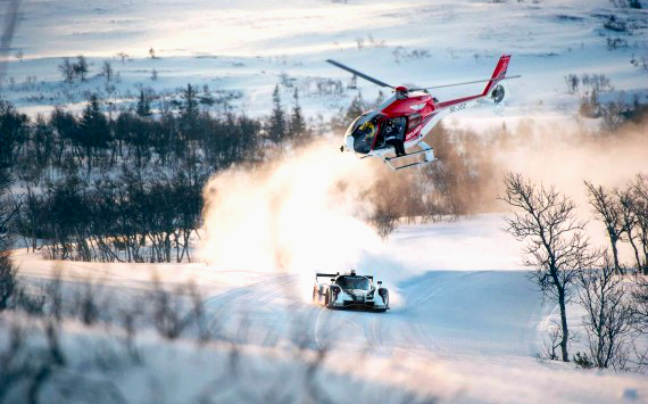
[330,278,335,282]
[377,281,382,286]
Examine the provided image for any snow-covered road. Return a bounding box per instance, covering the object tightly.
[195,268,647,404]
[12,215,648,403]
[202,270,543,359]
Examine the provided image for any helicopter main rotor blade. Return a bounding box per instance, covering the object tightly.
[408,75,521,92]
[0,0,22,83]
[326,59,394,89]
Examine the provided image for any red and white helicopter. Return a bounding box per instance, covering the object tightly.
[328,55,519,170]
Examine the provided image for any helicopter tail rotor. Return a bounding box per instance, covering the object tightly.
[489,81,509,105]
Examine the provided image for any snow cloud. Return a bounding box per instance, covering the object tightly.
[199,117,648,281]
[199,140,383,286]
[493,120,648,208]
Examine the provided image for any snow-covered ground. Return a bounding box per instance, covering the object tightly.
[9,216,648,404]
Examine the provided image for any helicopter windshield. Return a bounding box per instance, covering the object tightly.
[345,112,381,154]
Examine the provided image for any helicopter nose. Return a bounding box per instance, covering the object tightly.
[345,134,354,152]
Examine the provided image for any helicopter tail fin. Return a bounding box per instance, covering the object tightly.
[482,55,511,96]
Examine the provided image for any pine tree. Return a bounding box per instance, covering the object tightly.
[182,84,199,121]
[136,89,152,117]
[181,84,199,137]
[289,88,305,140]
[80,94,111,149]
[268,85,286,143]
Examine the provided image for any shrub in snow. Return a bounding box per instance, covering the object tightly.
[573,352,595,369]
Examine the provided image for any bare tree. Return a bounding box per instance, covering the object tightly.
[115,52,129,64]
[371,204,400,240]
[585,181,624,273]
[0,255,17,311]
[610,0,642,8]
[74,55,89,82]
[368,177,409,239]
[118,302,142,363]
[633,276,648,335]
[632,174,648,275]
[617,188,643,272]
[101,60,114,83]
[186,281,210,343]
[500,173,598,362]
[564,73,580,94]
[58,57,75,83]
[150,276,191,339]
[73,277,102,325]
[539,319,562,361]
[0,170,18,311]
[579,255,633,369]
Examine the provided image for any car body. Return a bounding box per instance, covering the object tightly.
[312,270,389,312]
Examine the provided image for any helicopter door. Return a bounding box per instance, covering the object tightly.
[407,113,422,134]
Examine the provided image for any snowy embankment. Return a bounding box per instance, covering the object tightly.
[6,216,648,404]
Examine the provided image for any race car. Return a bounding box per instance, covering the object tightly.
[312,270,389,312]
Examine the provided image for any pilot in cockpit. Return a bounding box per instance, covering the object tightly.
[382,117,406,157]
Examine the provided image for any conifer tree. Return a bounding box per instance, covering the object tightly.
[136,89,152,117]
[268,85,286,143]
[289,88,305,140]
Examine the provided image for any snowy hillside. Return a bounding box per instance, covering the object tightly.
[2,0,647,125]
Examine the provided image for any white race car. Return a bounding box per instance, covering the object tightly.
[312,270,389,312]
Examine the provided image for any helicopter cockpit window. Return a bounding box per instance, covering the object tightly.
[345,112,381,154]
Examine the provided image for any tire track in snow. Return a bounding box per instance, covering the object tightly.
[363,313,384,351]
[203,273,301,343]
[397,271,488,358]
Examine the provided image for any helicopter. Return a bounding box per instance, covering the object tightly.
[328,55,519,170]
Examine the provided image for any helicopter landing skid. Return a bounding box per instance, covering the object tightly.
[383,141,437,171]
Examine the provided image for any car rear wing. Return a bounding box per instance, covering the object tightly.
[316,273,339,282]
[315,272,374,282]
